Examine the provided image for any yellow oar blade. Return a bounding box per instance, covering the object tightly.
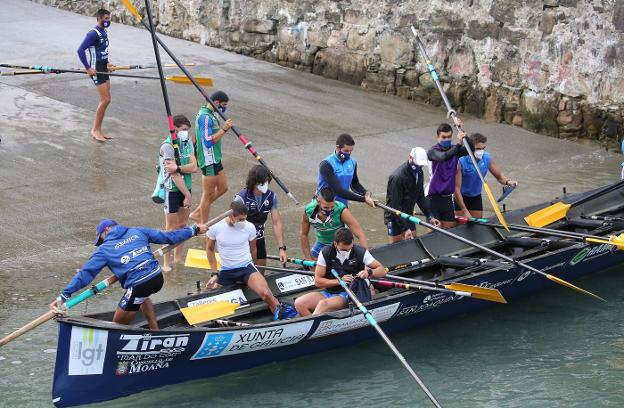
[121,0,142,21]
[180,301,238,325]
[545,274,605,302]
[483,183,510,232]
[585,236,624,251]
[184,248,220,269]
[524,202,571,228]
[166,75,213,86]
[445,283,507,304]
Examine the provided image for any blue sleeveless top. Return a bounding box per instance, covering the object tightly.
[459,152,491,197]
[317,153,357,205]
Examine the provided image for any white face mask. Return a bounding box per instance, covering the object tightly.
[234,220,246,230]
[336,248,351,262]
[177,130,189,142]
[257,182,269,194]
[474,149,485,160]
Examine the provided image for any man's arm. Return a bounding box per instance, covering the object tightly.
[314,253,340,289]
[270,208,287,262]
[427,144,462,162]
[453,161,470,217]
[387,176,407,230]
[414,170,434,219]
[59,251,107,301]
[138,226,197,245]
[300,212,313,260]
[489,160,517,186]
[350,164,367,196]
[319,161,365,202]
[206,238,218,273]
[77,31,97,69]
[341,208,368,248]
[198,114,232,147]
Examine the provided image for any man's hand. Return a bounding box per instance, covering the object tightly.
[205,275,219,289]
[403,229,414,240]
[279,247,288,264]
[164,159,177,174]
[429,217,441,228]
[86,67,96,76]
[364,192,376,208]
[222,119,233,132]
[341,274,354,285]
[183,194,191,209]
[507,180,518,187]
[356,269,370,280]
[195,223,208,234]
[463,210,473,220]
[457,129,467,143]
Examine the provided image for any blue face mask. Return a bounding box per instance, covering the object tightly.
[103,20,111,28]
[218,104,226,113]
[439,139,452,149]
[337,151,350,161]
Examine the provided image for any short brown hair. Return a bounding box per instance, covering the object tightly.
[230,200,248,216]
[470,133,487,144]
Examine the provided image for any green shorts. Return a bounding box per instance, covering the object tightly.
[201,162,224,177]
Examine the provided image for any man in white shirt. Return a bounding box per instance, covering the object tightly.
[205,201,296,319]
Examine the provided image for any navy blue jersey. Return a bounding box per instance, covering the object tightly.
[77,26,109,68]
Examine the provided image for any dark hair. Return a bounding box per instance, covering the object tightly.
[96,9,110,18]
[334,227,353,245]
[470,133,487,144]
[336,133,355,148]
[211,90,229,103]
[436,123,453,136]
[230,200,248,216]
[173,114,191,128]
[246,165,272,191]
[318,187,335,202]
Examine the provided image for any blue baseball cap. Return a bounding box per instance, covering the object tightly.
[94,219,117,246]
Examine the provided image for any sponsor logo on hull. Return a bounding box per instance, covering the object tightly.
[309,303,401,338]
[569,244,613,266]
[275,274,315,293]
[114,333,190,376]
[187,289,247,307]
[68,326,108,376]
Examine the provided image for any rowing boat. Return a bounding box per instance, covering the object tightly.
[51,182,624,407]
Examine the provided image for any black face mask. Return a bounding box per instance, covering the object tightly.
[321,209,333,217]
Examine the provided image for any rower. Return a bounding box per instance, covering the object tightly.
[50,219,207,329]
[294,228,385,316]
[317,133,376,207]
[234,165,288,270]
[205,200,296,320]
[300,187,368,260]
[426,122,472,229]
[384,147,441,243]
[454,133,517,219]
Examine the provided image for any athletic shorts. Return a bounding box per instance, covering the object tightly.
[256,237,267,260]
[311,241,328,259]
[454,194,483,212]
[386,219,416,237]
[163,190,190,214]
[118,273,164,312]
[92,60,109,85]
[201,162,224,177]
[427,194,456,222]
[217,263,258,286]
[320,290,349,301]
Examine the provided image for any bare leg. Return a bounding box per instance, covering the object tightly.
[140,299,159,330]
[470,210,483,219]
[91,81,111,141]
[388,234,403,244]
[440,221,456,229]
[112,307,136,325]
[163,212,177,271]
[294,292,325,316]
[246,271,279,313]
[174,207,190,264]
[313,296,347,315]
[255,258,266,275]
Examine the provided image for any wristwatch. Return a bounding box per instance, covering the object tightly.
[278,246,287,251]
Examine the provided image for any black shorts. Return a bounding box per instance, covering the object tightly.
[455,194,483,212]
[427,194,456,222]
[118,273,164,312]
[164,189,190,214]
[92,60,109,85]
[256,237,267,260]
[201,162,224,177]
[385,217,416,236]
[217,263,258,286]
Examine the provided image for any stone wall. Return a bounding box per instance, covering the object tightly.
[33,0,624,144]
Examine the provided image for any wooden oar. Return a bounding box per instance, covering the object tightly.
[410,26,510,232]
[466,217,624,249]
[110,63,196,71]
[121,0,299,205]
[0,211,232,348]
[257,265,506,304]
[180,301,239,325]
[524,180,624,227]
[0,63,213,85]
[375,202,604,301]
[330,269,443,407]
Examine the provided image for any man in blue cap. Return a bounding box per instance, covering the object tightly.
[50,219,207,329]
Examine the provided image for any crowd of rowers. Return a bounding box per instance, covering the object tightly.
[50,90,517,327]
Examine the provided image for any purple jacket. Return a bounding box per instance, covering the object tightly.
[427,142,470,195]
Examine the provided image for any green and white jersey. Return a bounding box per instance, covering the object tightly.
[195,105,222,168]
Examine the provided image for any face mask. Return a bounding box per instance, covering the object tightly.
[439,139,452,149]
[234,220,246,230]
[257,182,269,194]
[409,161,421,172]
[336,248,351,262]
[103,20,111,28]
[321,208,333,217]
[474,149,485,160]
[177,130,189,142]
[218,104,226,113]
[337,151,351,162]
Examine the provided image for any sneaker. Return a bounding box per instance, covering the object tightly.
[273,303,298,320]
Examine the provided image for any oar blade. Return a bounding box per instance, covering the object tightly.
[180,301,238,325]
[524,202,571,228]
[121,0,142,20]
[166,75,213,86]
[445,283,507,304]
[483,183,510,232]
[545,274,605,302]
[184,248,220,269]
[585,237,624,251]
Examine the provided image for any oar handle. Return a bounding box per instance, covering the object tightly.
[0,310,56,347]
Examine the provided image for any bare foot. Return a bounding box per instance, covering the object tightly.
[103,134,113,140]
[91,130,108,142]
[189,210,200,223]
[161,265,172,273]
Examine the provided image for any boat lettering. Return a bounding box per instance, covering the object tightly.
[68,327,108,376]
[397,295,457,317]
[478,278,514,289]
[187,289,247,307]
[114,334,189,376]
[119,334,189,353]
[569,244,612,266]
[115,234,139,249]
[275,274,315,293]
[191,321,314,360]
[309,303,401,339]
